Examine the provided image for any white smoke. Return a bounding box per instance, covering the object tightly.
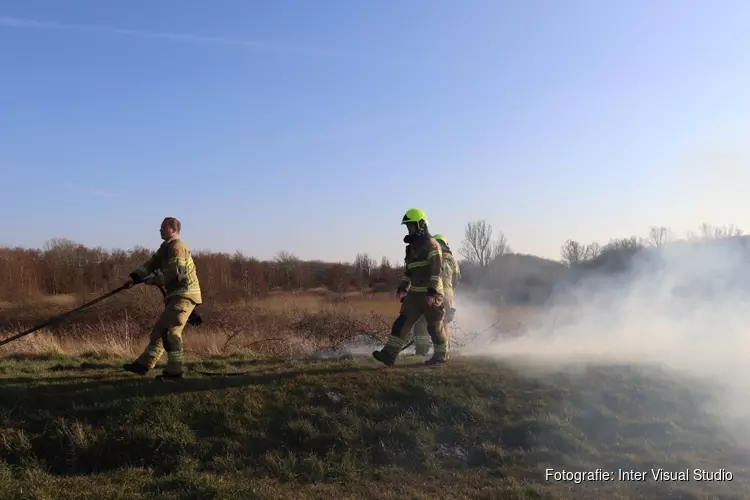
[458,237,750,427]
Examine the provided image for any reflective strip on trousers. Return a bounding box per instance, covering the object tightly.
[415,334,431,345]
[167,350,185,363]
[385,335,405,352]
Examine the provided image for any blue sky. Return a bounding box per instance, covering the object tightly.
[2,0,750,264]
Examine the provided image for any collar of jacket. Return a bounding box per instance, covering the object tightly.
[403,230,432,245]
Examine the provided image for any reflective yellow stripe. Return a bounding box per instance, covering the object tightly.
[132,266,150,279]
[408,260,429,269]
[427,250,440,258]
[166,288,201,298]
[167,351,185,361]
[409,284,445,293]
[132,266,152,281]
[385,336,405,353]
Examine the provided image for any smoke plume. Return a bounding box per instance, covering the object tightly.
[458,236,750,432]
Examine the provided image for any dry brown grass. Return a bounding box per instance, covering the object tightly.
[0,289,534,360]
[0,290,404,359]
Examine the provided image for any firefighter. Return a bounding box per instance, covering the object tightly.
[373,208,449,366]
[413,233,461,355]
[122,217,202,379]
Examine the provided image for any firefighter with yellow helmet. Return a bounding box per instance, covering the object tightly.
[373,208,450,366]
[413,233,461,355]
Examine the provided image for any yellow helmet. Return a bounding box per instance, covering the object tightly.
[433,234,449,247]
[401,208,428,228]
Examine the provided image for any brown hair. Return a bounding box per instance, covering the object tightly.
[162,217,181,233]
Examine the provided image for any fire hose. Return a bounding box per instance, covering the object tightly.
[0,284,130,347]
[0,281,202,348]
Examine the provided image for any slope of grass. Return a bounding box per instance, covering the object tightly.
[0,354,748,499]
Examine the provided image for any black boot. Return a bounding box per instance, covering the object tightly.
[156,370,185,381]
[424,357,448,366]
[372,349,396,367]
[123,362,149,375]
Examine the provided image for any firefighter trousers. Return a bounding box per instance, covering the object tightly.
[384,292,448,361]
[414,295,453,355]
[134,296,196,374]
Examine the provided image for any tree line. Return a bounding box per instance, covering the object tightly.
[0,239,405,302]
[0,220,744,303]
[558,223,745,270]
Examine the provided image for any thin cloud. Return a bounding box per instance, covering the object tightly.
[0,15,342,57]
[60,182,120,199]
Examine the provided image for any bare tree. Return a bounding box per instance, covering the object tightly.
[43,237,80,254]
[560,239,604,267]
[578,236,645,271]
[273,251,299,263]
[714,224,743,238]
[459,220,510,268]
[602,236,642,252]
[585,242,602,259]
[272,251,301,289]
[353,253,377,278]
[379,256,391,270]
[647,226,673,247]
[697,223,743,239]
[698,223,714,239]
[560,239,587,267]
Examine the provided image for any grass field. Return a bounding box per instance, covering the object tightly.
[1,292,749,499]
[0,353,749,499]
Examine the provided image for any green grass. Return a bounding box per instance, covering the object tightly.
[0,353,748,499]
